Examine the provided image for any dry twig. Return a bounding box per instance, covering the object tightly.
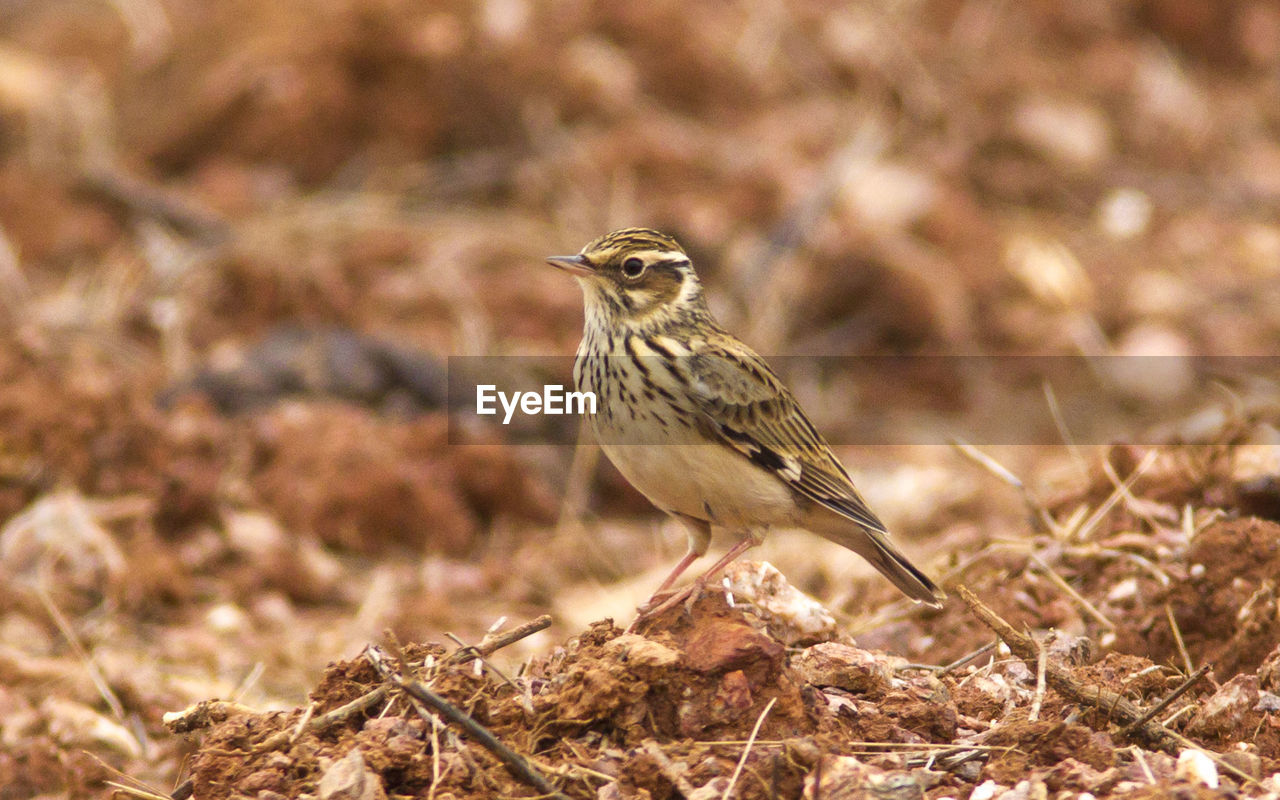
[445,614,551,665]
[956,586,1256,787]
[77,165,228,242]
[1123,664,1210,733]
[313,687,389,729]
[1042,381,1088,480]
[959,585,1162,733]
[366,646,569,800]
[939,641,997,676]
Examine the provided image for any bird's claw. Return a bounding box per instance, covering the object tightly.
[682,576,708,615]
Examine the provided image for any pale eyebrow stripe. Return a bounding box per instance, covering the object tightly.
[648,251,690,265]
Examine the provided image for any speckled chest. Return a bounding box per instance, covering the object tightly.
[574,325,701,443]
[573,324,798,527]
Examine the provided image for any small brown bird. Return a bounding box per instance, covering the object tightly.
[548,228,944,616]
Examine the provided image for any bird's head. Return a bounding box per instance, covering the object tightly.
[547,228,707,325]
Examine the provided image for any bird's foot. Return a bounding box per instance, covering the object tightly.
[634,589,678,615]
[626,584,698,632]
[682,575,710,616]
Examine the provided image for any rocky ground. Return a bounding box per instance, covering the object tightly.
[1,1,1279,798]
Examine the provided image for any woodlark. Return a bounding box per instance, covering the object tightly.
[548,228,945,618]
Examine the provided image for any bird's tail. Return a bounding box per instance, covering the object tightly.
[811,519,946,608]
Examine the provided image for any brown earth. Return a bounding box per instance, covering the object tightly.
[1,0,1279,798]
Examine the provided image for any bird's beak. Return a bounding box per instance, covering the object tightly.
[546,254,595,277]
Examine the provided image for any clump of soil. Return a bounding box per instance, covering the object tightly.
[169,582,1280,800]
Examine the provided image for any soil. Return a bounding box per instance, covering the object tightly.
[1,1,1279,798]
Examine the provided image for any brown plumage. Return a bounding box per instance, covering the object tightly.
[548,228,945,616]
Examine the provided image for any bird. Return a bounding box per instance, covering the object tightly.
[546,228,945,620]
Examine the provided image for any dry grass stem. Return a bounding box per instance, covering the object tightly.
[34,580,128,722]
[1099,455,1170,533]
[1164,604,1195,674]
[1074,449,1159,543]
[1028,553,1116,630]
[950,439,1053,533]
[231,662,265,703]
[1042,381,1088,480]
[722,697,777,800]
[1130,746,1156,784]
[1028,635,1048,722]
[104,781,173,800]
[290,701,317,744]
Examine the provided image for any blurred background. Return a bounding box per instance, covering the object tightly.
[2,0,1280,795]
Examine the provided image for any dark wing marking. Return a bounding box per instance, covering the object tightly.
[671,335,890,534]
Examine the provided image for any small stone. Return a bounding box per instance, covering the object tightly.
[1097,188,1153,240]
[685,777,729,800]
[318,748,384,800]
[1126,269,1187,316]
[1011,99,1111,169]
[839,161,939,231]
[951,760,982,783]
[969,780,1002,800]
[1106,578,1139,603]
[1175,749,1218,789]
[1004,233,1091,308]
[206,602,249,633]
[682,617,783,676]
[715,670,753,712]
[604,634,680,668]
[802,756,928,800]
[1187,675,1261,739]
[1043,631,1094,666]
[1220,749,1262,781]
[722,561,838,645]
[790,642,896,695]
[42,697,142,758]
[1106,324,1195,403]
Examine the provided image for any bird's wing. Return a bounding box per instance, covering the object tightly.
[664,333,890,534]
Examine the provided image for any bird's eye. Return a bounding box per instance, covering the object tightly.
[621,257,645,278]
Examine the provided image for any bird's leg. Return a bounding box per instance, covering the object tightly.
[649,549,700,599]
[645,512,711,598]
[626,515,710,633]
[637,532,761,623]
